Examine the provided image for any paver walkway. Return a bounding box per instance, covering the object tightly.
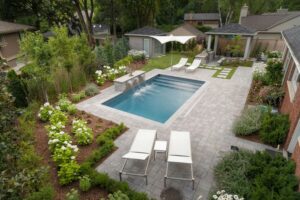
[215,67,233,79]
[77,67,275,200]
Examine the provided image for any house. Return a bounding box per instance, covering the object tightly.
[92,24,110,45]
[184,13,220,28]
[170,23,205,43]
[0,21,34,67]
[280,26,300,177]
[124,26,166,58]
[240,4,300,52]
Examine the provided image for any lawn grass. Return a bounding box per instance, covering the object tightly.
[142,53,194,72]
[212,67,238,79]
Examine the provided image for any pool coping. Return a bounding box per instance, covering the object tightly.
[78,70,209,128]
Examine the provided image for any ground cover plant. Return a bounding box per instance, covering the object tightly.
[247,59,284,106]
[233,106,289,146]
[214,150,300,200]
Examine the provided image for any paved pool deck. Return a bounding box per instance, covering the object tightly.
[77,67,275,200]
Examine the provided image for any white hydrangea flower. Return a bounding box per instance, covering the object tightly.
[44,102,50,106]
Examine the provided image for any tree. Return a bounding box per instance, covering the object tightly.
[72,0,95,47]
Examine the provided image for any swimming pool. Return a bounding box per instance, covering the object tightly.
[103,74,205,123]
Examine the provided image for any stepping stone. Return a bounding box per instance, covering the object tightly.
[217,74,227,78]
[222,69,232,72]
[219,72,229,75]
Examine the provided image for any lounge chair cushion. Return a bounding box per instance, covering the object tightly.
[129,129,156,154]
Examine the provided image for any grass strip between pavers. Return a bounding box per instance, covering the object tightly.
[212,67,237,79]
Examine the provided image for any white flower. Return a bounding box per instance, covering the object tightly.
[44,102,50,106]
[38,113,41,117]
[55,106,60,110]
[48,110,53,115]
[233,195,238,200]
[213,195,218,199]
[61,146,66,150]
[71,156,75,160]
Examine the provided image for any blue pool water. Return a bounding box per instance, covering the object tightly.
[103,74,205,123]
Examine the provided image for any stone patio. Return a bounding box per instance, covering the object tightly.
[77,66,275,200]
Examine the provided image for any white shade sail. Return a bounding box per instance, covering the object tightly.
[150,35,196,44]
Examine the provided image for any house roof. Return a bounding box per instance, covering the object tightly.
[282,26,300,68]
[0,20,34,34]
[184,13,220,21]
[125,26,165,36]
[241,11,300,31]
[206,23,255,36]
[170,24,205,37]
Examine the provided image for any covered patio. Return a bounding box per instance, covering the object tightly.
[206,23,256,59]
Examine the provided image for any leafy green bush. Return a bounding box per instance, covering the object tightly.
[25,185,55,200]
[57,94,77,114]
[104,190,130,200]
[267,51,281,58]
[58,161,80,185]
[49,109,68,125]
[7,70,28,107]
[71,91,86,103]
[96,123,126,145]
[265,59,283,85]
[72,119,93,145]
[214,150,300,199]
[259,112,290,145]
[66,189,80,200]
[233,107,263,136]
[84,83,99,96]
[38,102,55,122]
[79,175,91,192]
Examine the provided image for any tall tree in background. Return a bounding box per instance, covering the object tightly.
[95,0,121,41]
[72,0,95,47]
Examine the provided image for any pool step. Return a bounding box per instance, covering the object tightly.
[157,76,203,87]
[155,79,202,90]
[153,82,198,92]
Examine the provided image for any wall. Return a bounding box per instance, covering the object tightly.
[0,32,20,67]
[291,140,300,181]
[128,36,144,51]
[251,33,285,52]
[280,55,300,150]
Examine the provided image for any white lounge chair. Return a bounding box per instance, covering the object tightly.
[164,131,194,189]
[119,129,157,184]
[186,59,201,72]
[171,58,188,70]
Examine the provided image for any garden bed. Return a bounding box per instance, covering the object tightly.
[34,110,125,200]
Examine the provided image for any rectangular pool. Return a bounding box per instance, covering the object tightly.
[103,74,205,123]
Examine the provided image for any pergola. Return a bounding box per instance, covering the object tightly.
[205,23,256,59]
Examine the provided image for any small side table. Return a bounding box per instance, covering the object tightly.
[154,140,167,160]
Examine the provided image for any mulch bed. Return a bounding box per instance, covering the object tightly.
[34,110,119,200]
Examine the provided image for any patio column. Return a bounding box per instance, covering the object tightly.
[213,35,219,54]
[207,35,212,51]
[243,36,252,59]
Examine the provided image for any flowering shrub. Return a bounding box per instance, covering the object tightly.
[212,190,244,200]
[95,70,106,85]
[53,142,78,165]
[267,50,281,59]
[79,175,91,192]
[72,119,93,145]
[57,94,77,114]
[95,66,127,85]
[48,131,72,152]
[58,161,80,185]
[38,102,54,122]
[49,109,68,126]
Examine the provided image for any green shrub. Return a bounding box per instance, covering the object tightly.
[58,161,80,185]
[79,175,91,192]
[267,51,281,58]
[104,190,130,200]
[38,102,55,122]
[84,83,99,96]
[67,104,77,115]
[214,150,300,199]
[7,70,28,107]
[71,91,86,103]
[25,185,55,200]
[72,119,93,145]
[265,59,283,85]
[66,189,80,200]
[259,112,290,145]
[49,109,68,125]
[233,107,263,136]
[96,123,126,145]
